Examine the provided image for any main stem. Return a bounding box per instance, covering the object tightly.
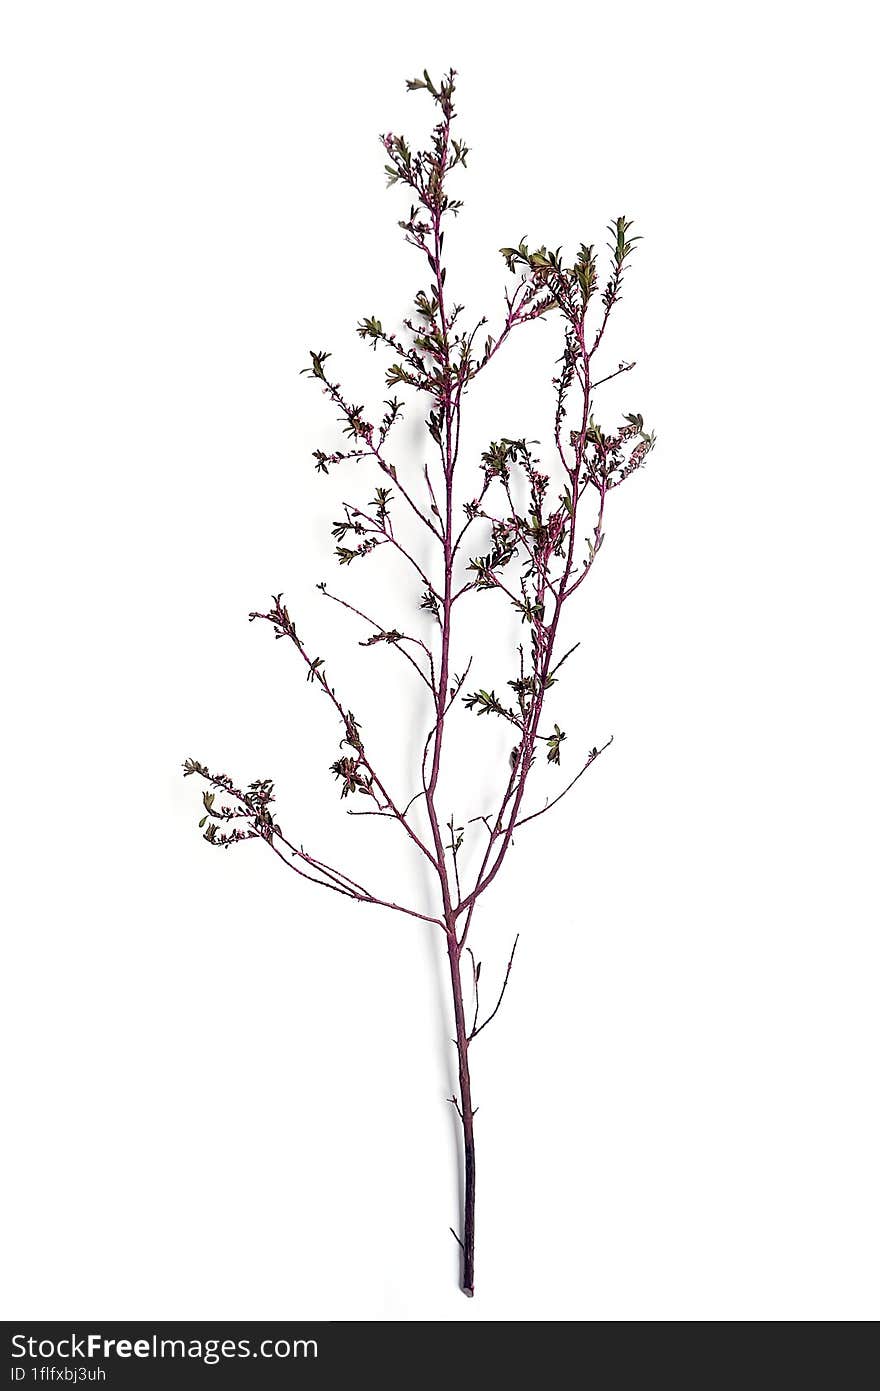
[446,929,476,1295]
[408,108,481,1296]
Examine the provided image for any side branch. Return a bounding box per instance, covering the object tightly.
[183,763,443,926]
[268,832,443,927]
[318,583,437,698]
[250,597,440,870]
[309,359,444,542]
[346,502,441,600]
[513,736,613,829]
[468,935,519,1042]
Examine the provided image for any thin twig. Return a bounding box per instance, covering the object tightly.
[469,935,520,1042]
[448,1095,464,1122]
[466,946,480,1033]
[590,360,635,389]
[514,736,613,829]
[319,585,435,694]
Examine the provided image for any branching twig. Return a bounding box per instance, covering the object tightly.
[184,69,654,1300]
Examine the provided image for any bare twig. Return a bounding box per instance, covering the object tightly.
[469,935,520,1042]
[514,736,613,829]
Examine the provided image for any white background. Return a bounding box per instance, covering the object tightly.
[2,1,877,1321]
